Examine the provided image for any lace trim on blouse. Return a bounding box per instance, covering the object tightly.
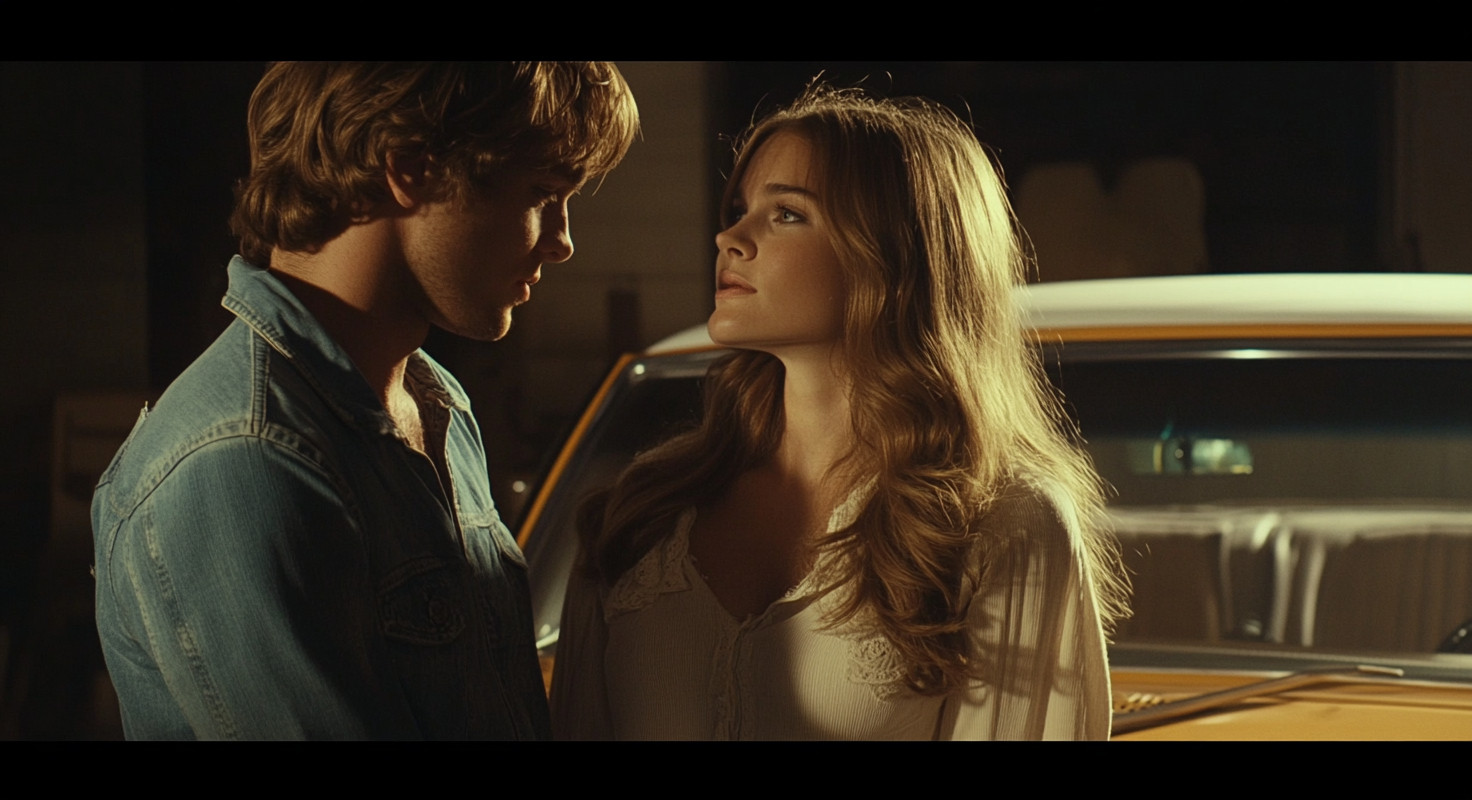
[603,509,695,619]
[601,485,909,700]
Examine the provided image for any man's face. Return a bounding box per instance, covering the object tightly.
[398,169,580,342]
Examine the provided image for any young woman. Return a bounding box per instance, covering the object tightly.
[551,86,1127,740]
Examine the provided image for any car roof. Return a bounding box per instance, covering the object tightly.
[648,273,1472,353]
[1023,273,1472,340]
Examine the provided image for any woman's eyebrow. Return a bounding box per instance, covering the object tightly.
[762,182,818,200]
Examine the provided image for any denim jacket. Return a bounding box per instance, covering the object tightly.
[93,257,551,739]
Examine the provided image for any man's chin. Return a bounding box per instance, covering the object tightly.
[480,319,513,342]
[438,313,512,343]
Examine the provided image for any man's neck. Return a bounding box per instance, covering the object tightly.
[267,219,428,410]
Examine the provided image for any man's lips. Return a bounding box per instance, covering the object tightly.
[514,270,540,304]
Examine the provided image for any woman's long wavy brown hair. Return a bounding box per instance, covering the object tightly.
[580,85,1126,696]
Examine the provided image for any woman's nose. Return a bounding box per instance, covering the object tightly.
[715,223,750,259]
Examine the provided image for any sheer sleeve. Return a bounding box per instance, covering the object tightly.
[937,490,1112,740]
[549,562,616,740]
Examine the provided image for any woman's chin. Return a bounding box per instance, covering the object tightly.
[706,316,742,348]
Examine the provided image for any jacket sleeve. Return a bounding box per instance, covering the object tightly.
[938,490,1113,740]
[549,561,616,740]
[103,436,417,739]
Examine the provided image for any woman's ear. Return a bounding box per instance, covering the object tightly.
[385,151,433,210]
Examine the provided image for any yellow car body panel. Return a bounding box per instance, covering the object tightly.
[1112,668,1472,740]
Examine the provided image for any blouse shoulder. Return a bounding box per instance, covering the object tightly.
[602,508,695,620]
[979,480,1087,557]
[985,479,1074,527]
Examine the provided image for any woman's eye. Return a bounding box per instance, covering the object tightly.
[776,207,804,223]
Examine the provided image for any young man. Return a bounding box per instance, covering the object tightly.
[92,63,638,739]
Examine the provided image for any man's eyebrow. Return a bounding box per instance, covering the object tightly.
[543,164,587,189]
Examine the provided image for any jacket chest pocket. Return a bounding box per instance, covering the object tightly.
[378,557,467,646]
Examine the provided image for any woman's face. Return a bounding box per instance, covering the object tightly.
[708,132,847,359]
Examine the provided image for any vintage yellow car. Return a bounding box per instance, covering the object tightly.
[517,273,1472,739]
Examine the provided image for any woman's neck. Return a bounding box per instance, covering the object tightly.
[772,346,855,495]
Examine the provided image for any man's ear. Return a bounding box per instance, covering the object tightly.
[385,151,433,210]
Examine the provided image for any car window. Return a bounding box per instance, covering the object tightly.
[1044,346,1472,655]
[1051,354,1472,504]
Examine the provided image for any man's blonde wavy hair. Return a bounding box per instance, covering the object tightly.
[230,62,638,265]
[581,85,1126,697]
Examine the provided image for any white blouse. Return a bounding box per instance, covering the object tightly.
[550,485,1112,740]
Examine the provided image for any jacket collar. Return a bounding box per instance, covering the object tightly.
[220,256,470,434]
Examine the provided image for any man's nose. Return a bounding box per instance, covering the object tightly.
[540,203,574,263]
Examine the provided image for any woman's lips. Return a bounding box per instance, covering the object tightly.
[716,270,755,298]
